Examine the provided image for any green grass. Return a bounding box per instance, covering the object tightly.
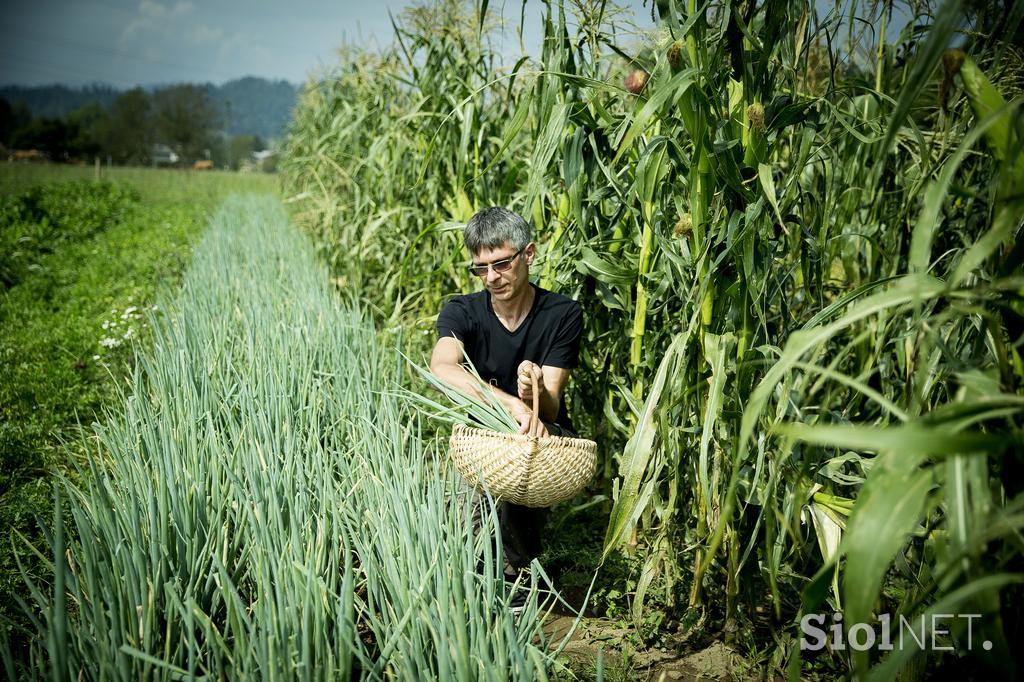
[0,164,277,200]
[0,164,280,645]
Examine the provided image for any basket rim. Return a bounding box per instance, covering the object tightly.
[450,422,597,449]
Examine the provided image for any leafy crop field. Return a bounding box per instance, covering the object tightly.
[6,195,562,679]
[0,166,278,660]
[281,0,1023,677]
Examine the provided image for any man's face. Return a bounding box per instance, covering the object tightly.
[471,241,534,302]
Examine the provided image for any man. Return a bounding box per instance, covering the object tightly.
[430,206,583,437]
[430,206,584,579]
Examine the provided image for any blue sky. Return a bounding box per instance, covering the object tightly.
[0,0,659,87]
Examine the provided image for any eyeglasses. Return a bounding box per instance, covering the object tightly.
[468,248,524,277]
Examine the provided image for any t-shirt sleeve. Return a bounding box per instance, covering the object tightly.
[543,300,583,369]
[436,297,473,344]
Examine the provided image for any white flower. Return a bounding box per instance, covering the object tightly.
[92,355,100,361]
[102,321,110,330]
[100,337,121,348]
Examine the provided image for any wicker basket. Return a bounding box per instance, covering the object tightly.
[447,375,597,508]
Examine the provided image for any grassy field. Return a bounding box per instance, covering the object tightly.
[0,163,277,199]
[0,164,279,648]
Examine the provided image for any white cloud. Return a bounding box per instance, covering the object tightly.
[217,31,246,55]
[139,0,194,19]
[110,0,288,82]
[120,0,196,45]
[188,25,225,45]
[214,32,272,72]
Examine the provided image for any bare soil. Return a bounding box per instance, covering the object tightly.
[542,612,769,681]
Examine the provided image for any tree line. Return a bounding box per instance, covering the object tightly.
[0,84,270,170]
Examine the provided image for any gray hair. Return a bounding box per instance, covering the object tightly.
[463,207,532,255]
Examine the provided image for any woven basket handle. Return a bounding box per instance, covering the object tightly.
[528,371,540,435]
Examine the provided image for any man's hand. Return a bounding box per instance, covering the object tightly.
[517,360,545,404]
[511,400,548,437]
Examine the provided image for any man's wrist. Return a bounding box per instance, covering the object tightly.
[509,398,530,418]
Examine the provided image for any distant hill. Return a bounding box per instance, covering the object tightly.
[0,78,300,141]
[211,77,300,140]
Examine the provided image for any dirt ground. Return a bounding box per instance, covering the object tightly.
[542,612,769,681]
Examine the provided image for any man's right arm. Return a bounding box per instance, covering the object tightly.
[429,337,546,436]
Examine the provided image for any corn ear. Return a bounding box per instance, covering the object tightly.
[812,491,855,516]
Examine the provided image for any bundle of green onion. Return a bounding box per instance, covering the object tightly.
[399,343,520,434]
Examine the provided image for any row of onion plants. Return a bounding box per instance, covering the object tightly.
[4,194,559,680]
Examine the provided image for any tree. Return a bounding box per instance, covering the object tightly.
[66,103,108,159]
[106,88,151,165]
[11,117,78,160]
[152,84,220,163]
[0,98,32,147]
[228,134,264,170]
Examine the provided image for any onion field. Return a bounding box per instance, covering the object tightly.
[6,195,563,679]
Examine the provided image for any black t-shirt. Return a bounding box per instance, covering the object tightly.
[436,284,583,429]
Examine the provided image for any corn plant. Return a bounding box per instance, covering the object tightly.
[280,0,1023,674]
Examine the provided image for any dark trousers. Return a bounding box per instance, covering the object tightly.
[469,420,574,578]
[471,492,547,578]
